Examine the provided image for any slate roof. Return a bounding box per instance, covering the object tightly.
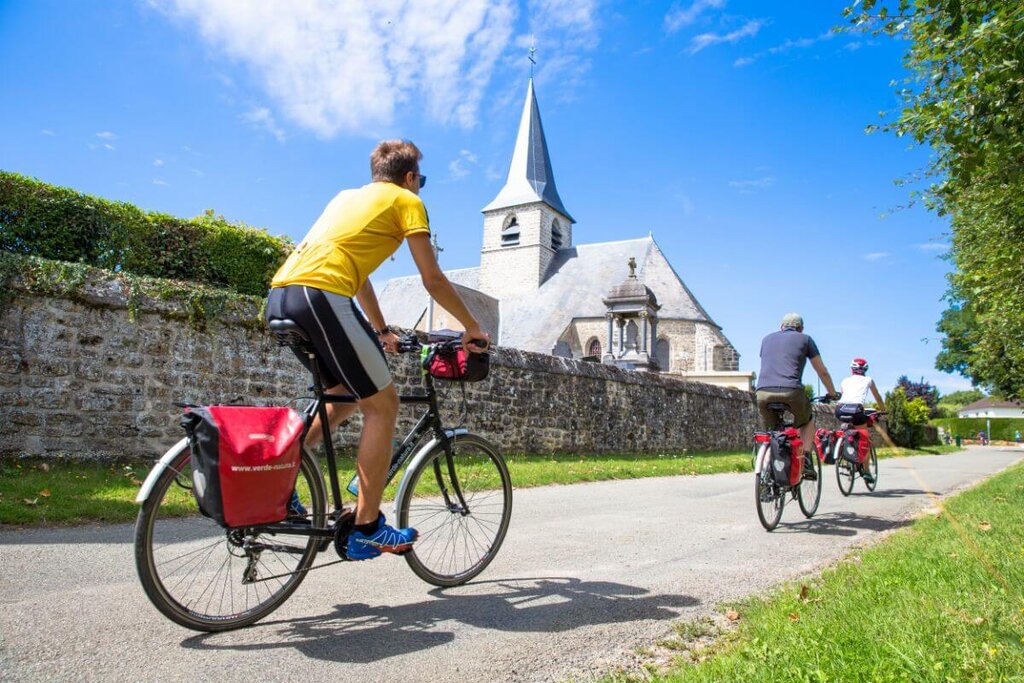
[481,79,573,222]
[377,235,720,355]
[959,398,1024,412]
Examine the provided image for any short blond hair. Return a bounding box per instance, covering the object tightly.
[370,140,422,184]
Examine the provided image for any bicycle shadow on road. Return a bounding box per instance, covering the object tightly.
[179,576,698,664]
[771,511,912,537]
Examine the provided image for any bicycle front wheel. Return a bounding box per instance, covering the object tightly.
[865,446,879,491]
[134,444,327,631]
[797,450,822,518]
[398,433,512,587]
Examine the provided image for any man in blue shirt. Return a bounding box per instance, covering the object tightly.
[756,313,839,464]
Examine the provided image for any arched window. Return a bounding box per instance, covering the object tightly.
[655,338,670,371]
[587,338,601,358]
[501,214,520,246]
[551,218,563,250]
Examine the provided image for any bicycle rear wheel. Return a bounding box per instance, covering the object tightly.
[134,444,326,631]
[835,442,855,497]
[755,445,785,530]
[797,450,822,518]
[865,446,879,491]
[398,433,512,587]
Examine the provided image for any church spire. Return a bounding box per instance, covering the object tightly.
[482,78,574,223]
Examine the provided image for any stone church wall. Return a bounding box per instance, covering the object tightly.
[1,268,782,461]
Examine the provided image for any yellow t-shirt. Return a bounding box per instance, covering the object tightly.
[271,182,430,297]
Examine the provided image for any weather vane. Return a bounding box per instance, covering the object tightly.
[528,38,537,78]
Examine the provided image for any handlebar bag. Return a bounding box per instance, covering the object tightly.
[840,429,870,464]
[423,346,490,382]
[770,427,803,486]
[814,428,835,464]
[181,406,304,528]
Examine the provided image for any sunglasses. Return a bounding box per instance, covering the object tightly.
[418,174,426,189]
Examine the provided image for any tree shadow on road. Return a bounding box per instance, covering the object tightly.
[772,511,912,537]
[179,576,698,663]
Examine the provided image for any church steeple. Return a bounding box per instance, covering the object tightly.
[482,79,573,222]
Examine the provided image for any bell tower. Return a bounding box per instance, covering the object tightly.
[480,78,574,300]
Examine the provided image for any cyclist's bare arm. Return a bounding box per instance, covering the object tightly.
[869,380,885,412]
[407,234,489,351]
[808,355,838,396]
[355,279,399,352]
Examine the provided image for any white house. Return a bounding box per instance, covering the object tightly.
[958,399,1024,419]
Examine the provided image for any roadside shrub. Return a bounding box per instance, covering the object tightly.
[885,388,932,448]
[0,171,292,295]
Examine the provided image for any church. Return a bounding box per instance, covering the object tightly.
[379,79,752,390]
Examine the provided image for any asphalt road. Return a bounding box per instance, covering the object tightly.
[1,446,1020,683]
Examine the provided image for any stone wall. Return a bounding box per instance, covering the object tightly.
[2,266,796,462]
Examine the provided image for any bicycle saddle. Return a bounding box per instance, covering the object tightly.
[268,319,312,348]
[765,402,789,412]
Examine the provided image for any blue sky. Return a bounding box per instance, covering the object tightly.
[0,0,964,394]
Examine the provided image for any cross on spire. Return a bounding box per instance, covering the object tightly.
[528,39,537,78]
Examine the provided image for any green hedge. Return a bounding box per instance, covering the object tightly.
[931,417,1024,441]
[0,171,292,295]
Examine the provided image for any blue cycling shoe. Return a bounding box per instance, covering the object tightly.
[346,513,418,561]
[287,491,310,525]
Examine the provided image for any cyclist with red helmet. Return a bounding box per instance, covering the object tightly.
[835,358,886,482]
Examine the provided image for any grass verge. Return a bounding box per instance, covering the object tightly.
[0,444,959,527]
[621,461,1024,683]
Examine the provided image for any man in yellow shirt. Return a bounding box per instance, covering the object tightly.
[266,139,489,561]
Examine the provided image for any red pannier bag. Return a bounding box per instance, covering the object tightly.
[770,427,803,486]
[840,428,871,464]
[814,428,835,464]
[181,406,304,528]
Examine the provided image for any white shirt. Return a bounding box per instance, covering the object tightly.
[839,374,873,406]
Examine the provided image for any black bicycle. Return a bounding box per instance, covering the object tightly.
[134,325,512,632]
[834,410,884,496]
[753,397,828,531]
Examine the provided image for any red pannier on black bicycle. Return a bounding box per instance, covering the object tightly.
[181,406,305,528]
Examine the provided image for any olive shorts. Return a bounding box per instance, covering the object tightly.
[755,387,813,429]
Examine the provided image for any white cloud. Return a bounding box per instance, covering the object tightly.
[103,143,116,150]
[689,19,763,54]
[448,149,479,180]
[240,107,286,142]
[664,0,726,34]
[728,176,775,192]
[520,0,601,94]
[95,131,117,140]
[153,179,168,186]
[863,252,890,262]
[733,30,835,66]
[153,158,164,166]
[40,129,56,136]
[190,168,205,177]
[843,41,863,51]
[915,242,950,253]
[153,0,518,137]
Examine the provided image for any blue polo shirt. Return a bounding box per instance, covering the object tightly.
[756,329,820,390]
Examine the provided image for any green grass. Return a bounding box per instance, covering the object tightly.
[627,461,1024,683]
[0,444,960,527]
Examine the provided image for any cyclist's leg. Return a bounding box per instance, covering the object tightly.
[352,383,400,525]
[304,385,358,448]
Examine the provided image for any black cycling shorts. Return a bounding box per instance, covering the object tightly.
[266,285,391,399]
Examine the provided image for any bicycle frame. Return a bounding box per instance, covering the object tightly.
[257,346,472,542]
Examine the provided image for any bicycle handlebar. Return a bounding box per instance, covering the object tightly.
[395,333,489,355]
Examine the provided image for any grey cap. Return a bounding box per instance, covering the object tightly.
[781,312,804,329]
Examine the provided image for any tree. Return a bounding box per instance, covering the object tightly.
[884,387,931,447]
[843,1,1024,399]
[895,375,939,415]
[935,388,986,418]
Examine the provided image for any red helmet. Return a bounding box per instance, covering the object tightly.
[850,358,868,374]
